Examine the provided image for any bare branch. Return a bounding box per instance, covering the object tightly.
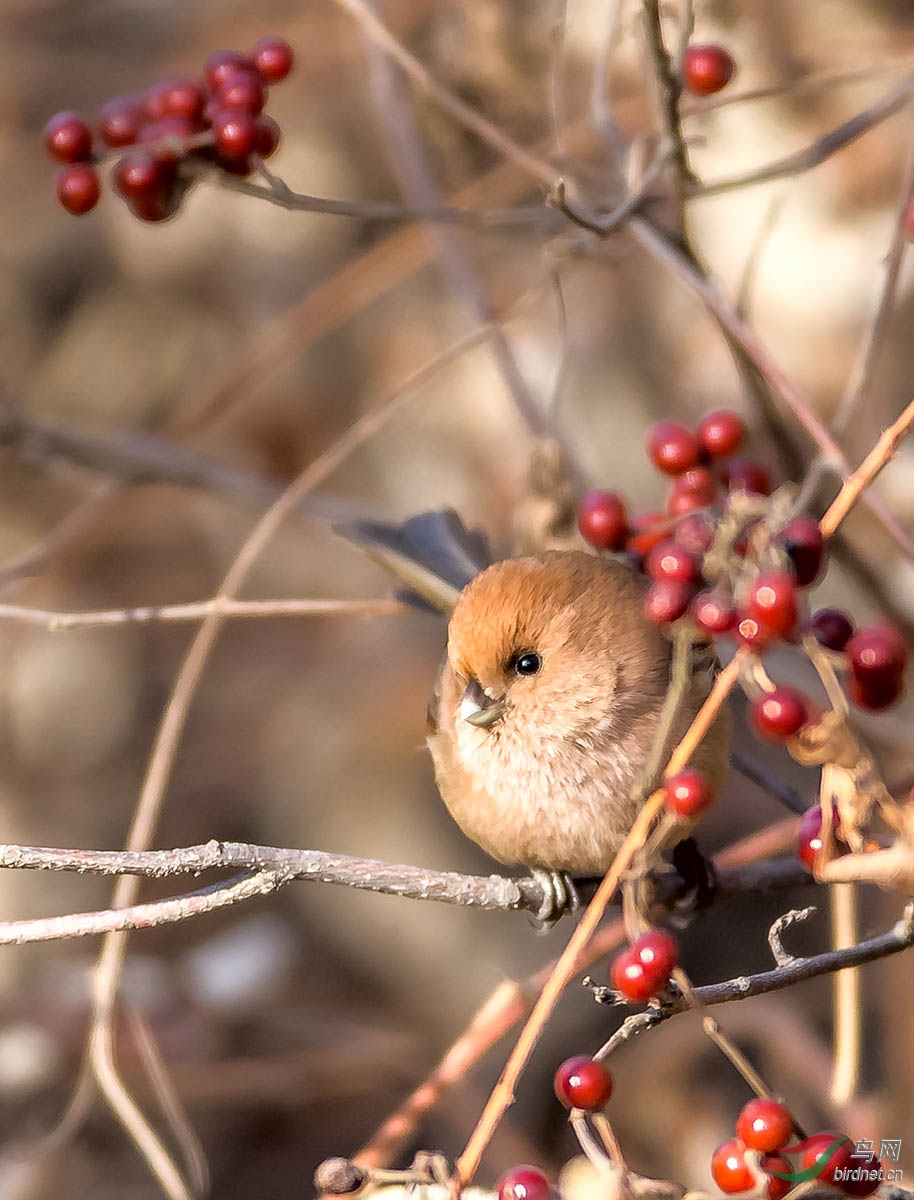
[215,170,549,228]
[768,905,817,967]
[0,840,815,945]
[0,598,407,631]
[592,904,914,1057]
[692,75,914,198]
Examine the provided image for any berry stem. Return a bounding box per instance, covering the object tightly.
[591,1112,627,1170]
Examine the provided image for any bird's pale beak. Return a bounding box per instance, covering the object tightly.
[460,678,505,728]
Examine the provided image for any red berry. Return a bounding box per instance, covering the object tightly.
[838,1152,883,1197]
[644,580,694,625]
[848,673,904,711]
[253,113,281,157]
[846,625,907,685]
[736,1099,793,1152]
[144,76,205,121]
[735,614,773,652]
[56,163,101,214]
[610,929,678,1002]
[627,511,671,557]
[750,687,809,741]
[667,487,709,518]
[252,36,295,83]
[211,109,257,158]
[125,191,182,223]
[711,1139,755,1194]
[745,571,798,639]
[760,1155,793,1200]
[215,70,267,115]
[647,420,700,476]
[664,769,713,819]
[553,1055,614,1111]
[497,1167,552,1200]
[809,608,854,652]
[697,410,745,459]
[138,115,197,161]
[692,591,737,635]
[99,97,143,147]
[673,513,714,555]
[671,466,718,505]
[43,111,93,163]
[798,1132,857,1187]
[577,490,629,551]
[779,517,825,587]
[112,149,173,200]
[204,49,257,92]
[797,803,846,872]
[683,44,736,96]
[724,458,772,496]
[646,540,701,584]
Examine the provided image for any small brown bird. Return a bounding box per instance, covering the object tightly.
[427,551,729,880]
[337,512,729,901]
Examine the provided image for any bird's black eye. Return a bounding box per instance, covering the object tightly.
[513,651,542,677]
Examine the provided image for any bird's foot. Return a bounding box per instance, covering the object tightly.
[668,837,717,927]
[528,868,581,932]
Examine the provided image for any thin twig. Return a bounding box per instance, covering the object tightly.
[364,19,554,444]
[330,0,556,188]
[641,0,692,218]
[831,115,914,437]
[0,597,407,631]
[768,906,817,968]
[593,906,914,1054]
[829,882,861,1105]
[453,650,746,1186]
[819,396,914,536]
[693,75,914,198]
[215,171,547,227]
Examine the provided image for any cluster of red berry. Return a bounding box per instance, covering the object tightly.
[578,409,909,871]
[714,1105,881,1199]
[43,37,294,220]
[683,43,736,97]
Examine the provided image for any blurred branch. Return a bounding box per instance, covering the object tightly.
[364,13,558,447]
[626,219,914,559]
[642,0,693,217]
[831,119,914,438]
[592,903,914,1057]
[0,597,407,631]
[330,0,556,187]
[693,75,914,198]
[0,840,814,944]
[216,171,548,228]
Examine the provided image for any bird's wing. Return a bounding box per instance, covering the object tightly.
[334,509,494,615]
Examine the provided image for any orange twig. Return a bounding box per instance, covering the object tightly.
[820,396,914,538]
[453,652,745,1185]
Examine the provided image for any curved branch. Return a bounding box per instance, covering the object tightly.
[0,839,814,944]
[593,904,914,1058]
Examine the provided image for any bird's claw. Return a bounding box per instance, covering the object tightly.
[669,837,717,928]
[528,868,580,931]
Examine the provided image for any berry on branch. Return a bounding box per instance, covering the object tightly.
[610,929,679,1001]
[683,44,736,96]
[553,1055,614,1111]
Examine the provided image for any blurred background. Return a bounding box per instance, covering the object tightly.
[0,0,913,1196]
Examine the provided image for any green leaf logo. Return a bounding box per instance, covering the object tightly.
[764,1138,849,1183]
